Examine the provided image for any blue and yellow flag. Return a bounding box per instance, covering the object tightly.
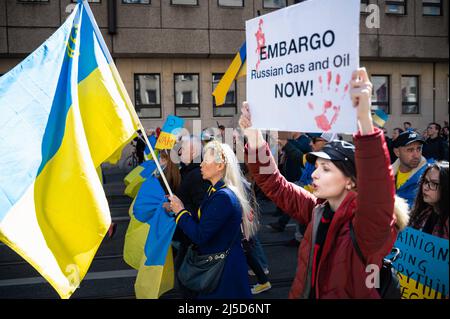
[373,109,389,128]
[155,115,185,150]
[0,1,139,299]
[212,41,247,106]
[123,136,158,198]
[123,172,176,298]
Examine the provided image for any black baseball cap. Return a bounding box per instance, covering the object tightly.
[306,140,356,180]
[393,131,425,148]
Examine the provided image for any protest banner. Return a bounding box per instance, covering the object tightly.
[392,227,449,299]
[246,0,360,133]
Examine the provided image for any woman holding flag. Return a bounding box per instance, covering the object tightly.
[168,141,258,299]
[238,68,409,299]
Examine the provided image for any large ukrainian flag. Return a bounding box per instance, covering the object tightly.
[0,1,139,298]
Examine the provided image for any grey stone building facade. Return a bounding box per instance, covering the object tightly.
[0,0,448,135]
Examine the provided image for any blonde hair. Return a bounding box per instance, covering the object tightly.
[203,141,259,239]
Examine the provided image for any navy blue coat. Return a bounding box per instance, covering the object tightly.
[176,180,251,299]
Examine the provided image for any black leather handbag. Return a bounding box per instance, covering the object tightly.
[177,230,240,294]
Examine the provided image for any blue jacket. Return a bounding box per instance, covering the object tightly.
[392,157,432,208]
[176,180,251,299]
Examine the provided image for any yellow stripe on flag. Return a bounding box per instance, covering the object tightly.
[135,245,175,299]
[213,54,245,106]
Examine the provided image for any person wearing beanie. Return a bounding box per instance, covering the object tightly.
[239,68,409,299]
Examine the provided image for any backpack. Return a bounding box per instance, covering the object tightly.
[349,222,402,299]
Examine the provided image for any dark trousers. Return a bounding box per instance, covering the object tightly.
[243,239,268,284]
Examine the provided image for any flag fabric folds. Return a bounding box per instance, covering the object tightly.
[212,41,247,106]
[123,137,158,198]
[0,1,138,299]
[123,168,176,299]
[133,176,176,266]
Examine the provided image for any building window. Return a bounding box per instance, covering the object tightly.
[17,0,49,2]
[134,74,161,119]
[263,0,286,9]
[71,0,101,3]
[212,74,237,117]
[423,0,442,16]
[218,0,244,7]
[371,75,390,114]
[174,74,200,118]
[122,0,150,3]
[360,0,369,13]
[385,0,406,15]
[171,0,198,5]
[401,76,419,114]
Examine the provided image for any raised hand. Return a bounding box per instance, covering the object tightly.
[239,102,266,149]
[350,67,374,135]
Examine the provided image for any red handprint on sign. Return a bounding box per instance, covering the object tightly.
[254,19,265,71]
[308,71,349,132]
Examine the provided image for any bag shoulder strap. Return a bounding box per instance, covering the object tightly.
[349,221,367,265]
[225,227,242,255]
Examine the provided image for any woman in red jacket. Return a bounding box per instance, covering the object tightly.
[239,68,408,299]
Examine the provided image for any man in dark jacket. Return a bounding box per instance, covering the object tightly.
[423,122,448,161]
[173,135,210,297]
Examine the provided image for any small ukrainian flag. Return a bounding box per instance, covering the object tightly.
[373,109,389,128]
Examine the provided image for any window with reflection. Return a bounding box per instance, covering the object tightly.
[174,74,200,117]
[218,0,244,7]
[263,0,286,9]
[422,0,442,16]
[371,75,390,114]
[401,75,420,114]
[385,0,406,15]
[171,0,198,5]
[134,74,161,118]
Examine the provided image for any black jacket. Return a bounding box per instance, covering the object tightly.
[281,138,309,182]
[173,159,210,244]
[423,136,448,161]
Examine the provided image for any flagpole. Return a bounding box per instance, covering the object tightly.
[81,0,173,197]
[139,129,174,198]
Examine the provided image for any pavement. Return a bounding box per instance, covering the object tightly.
[0,167,298,299]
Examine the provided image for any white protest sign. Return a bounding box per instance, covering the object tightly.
[246,0,360,133]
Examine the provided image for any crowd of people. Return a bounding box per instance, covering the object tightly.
[384,121,449,164]
[132,68,448,299]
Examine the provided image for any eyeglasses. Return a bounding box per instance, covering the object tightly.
[423,178,439,191]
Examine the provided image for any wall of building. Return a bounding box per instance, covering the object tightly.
[0,0,448,136]
[1,0,448,59]
[363,60,448,135]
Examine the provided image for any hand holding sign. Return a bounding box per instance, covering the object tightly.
[350,68,374,135]
[239,102,265,150]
